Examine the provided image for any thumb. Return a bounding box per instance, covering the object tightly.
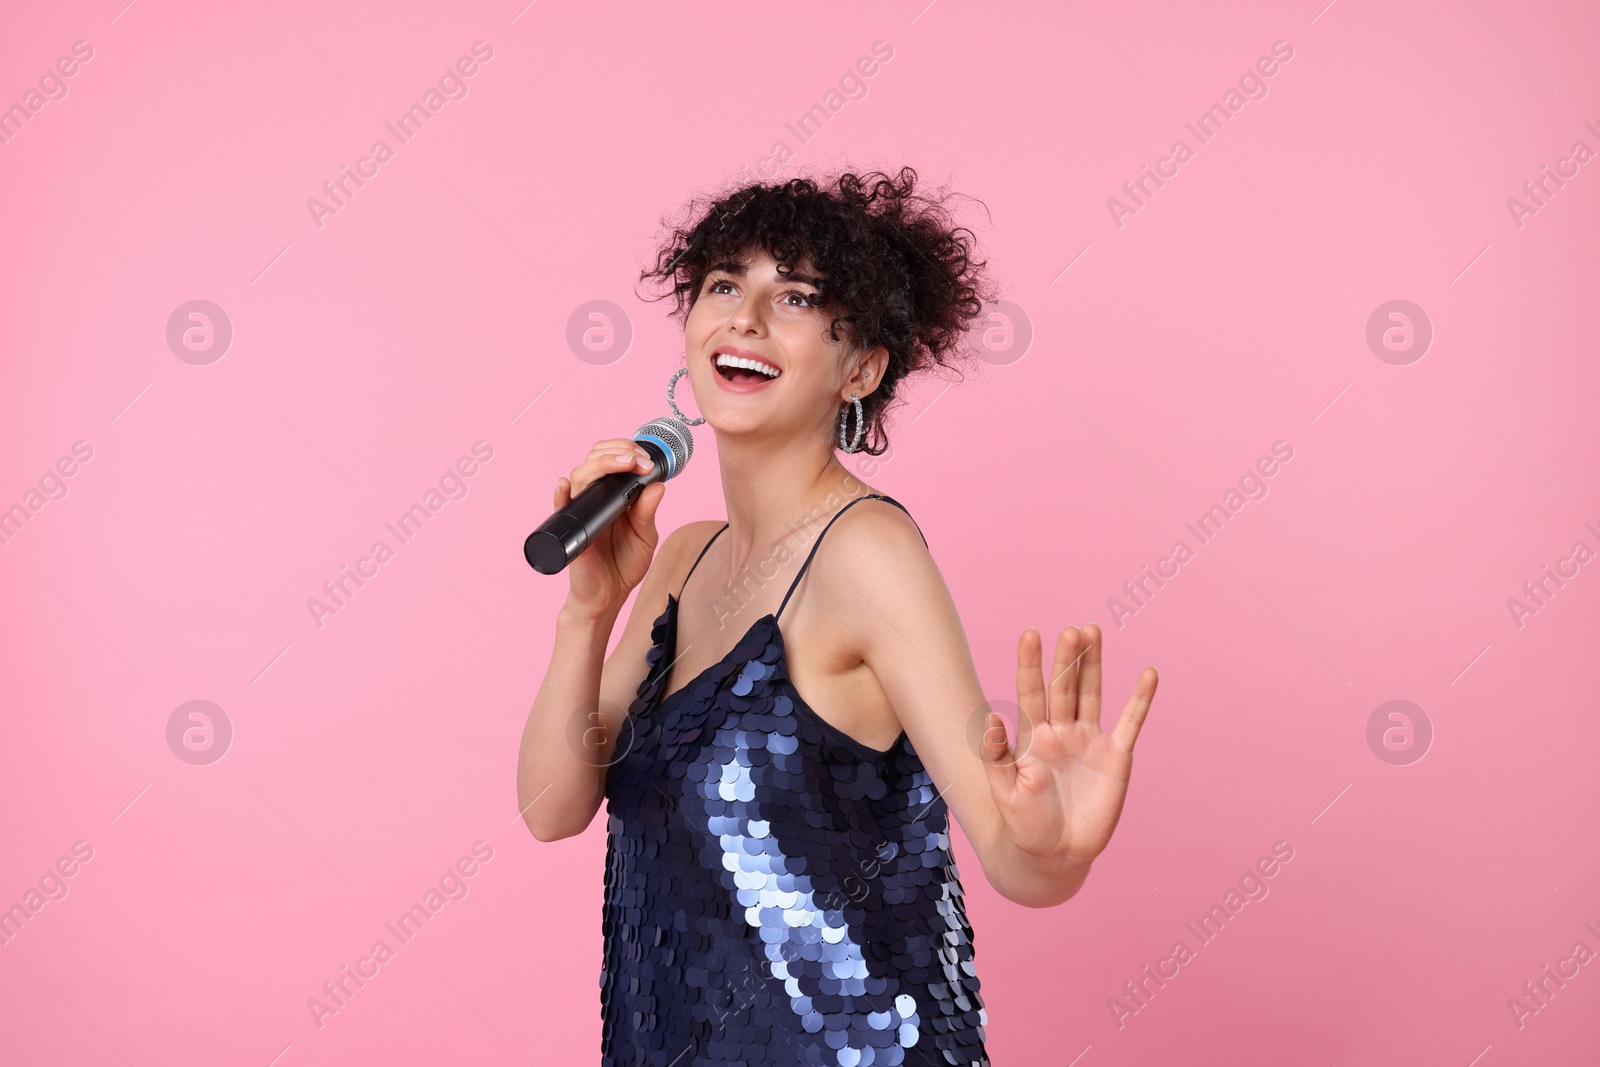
[630,481,666,540]
[979,711,1015,803]
[980,710,1013,768]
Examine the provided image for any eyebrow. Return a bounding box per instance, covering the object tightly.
[707,259,824,288]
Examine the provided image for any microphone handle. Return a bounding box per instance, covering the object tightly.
[523,440,668,574]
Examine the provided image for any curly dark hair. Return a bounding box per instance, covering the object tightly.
[637,166,999,456]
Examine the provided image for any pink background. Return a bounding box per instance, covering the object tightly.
[3,0,1598,1063]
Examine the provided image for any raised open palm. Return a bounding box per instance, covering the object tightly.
[980,623,1158,863]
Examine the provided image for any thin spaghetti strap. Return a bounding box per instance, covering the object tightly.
[775,493,926,621]
[678,522,729,598]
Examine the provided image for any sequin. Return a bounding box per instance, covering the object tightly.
[600,495,989,1065]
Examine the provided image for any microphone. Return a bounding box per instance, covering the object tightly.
[523,416,696,575]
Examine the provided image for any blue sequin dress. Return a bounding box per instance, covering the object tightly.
[600,494,989,1066]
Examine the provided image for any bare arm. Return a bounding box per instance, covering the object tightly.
[820,501,1159,907]
[515,592,642,841]
[514,436,706,842]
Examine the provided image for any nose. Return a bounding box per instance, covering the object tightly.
[728,291,766,335]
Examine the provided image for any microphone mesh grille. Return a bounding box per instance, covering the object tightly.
[634,416,695,479]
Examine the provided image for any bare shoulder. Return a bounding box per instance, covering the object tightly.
[824,495,929,558]
[810,495,947,623]
[611,517,727,644]
[655,518,728,591]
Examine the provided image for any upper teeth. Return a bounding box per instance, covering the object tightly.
[716,353,780,377]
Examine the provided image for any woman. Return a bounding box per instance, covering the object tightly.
[518,168,1159,1065]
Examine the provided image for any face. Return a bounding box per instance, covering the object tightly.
[681,246,882,443]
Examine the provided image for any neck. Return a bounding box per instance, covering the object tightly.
[713,431,868,568]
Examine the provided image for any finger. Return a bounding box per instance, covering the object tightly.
[585,441,650,468]
[1111,667,1159,749]
[1047,627,1083,723]
[599,448,653,474]
[1079,622,1103,730]
[979,709,1016,781]
[589,437,641,457]
[1015,628,1048,730]
[630,481,666,540]
[572,451,650,495]
[554,476,571,508]
[569,461,603,496]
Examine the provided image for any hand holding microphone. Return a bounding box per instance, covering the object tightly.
[524,417,695,613]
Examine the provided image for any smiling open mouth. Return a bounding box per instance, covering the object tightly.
[714,353,782,384]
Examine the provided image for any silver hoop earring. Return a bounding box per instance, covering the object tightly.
[666,367,705,426]
[837,393,865,453]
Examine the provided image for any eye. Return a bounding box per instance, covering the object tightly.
[707,277,735,294]
[783,289,823,307]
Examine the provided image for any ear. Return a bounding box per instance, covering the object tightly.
[851,345,889,399]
